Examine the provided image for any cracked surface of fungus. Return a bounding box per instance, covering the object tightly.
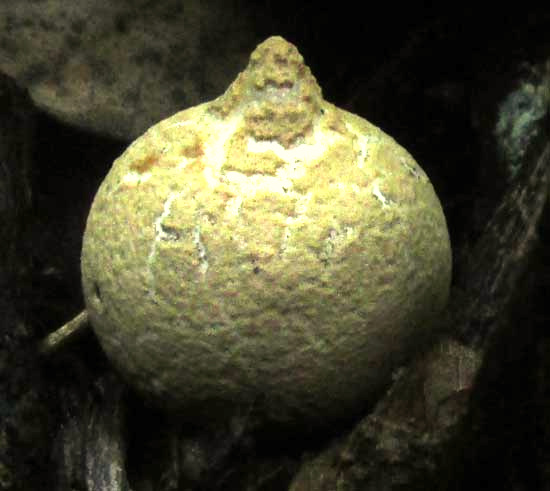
[81,36,452,429]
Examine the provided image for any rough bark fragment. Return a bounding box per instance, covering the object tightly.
[53,374,129,491]
[456,140,550,347]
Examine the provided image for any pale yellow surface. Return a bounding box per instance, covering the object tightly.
[81,36,452,430]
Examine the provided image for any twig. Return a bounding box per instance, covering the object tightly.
[40,310,90,356]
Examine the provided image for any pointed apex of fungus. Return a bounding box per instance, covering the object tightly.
[247,36,319,93]
[210,36,324,148]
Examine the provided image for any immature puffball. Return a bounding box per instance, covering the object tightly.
[80,36,452,430]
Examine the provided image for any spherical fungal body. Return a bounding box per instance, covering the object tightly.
[81,36,452,430]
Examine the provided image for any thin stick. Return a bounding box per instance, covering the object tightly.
[40,310,90,356]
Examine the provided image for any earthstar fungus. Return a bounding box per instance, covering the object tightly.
[56,36,452,430]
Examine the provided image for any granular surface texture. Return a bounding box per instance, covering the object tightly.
[81,36,452,429]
